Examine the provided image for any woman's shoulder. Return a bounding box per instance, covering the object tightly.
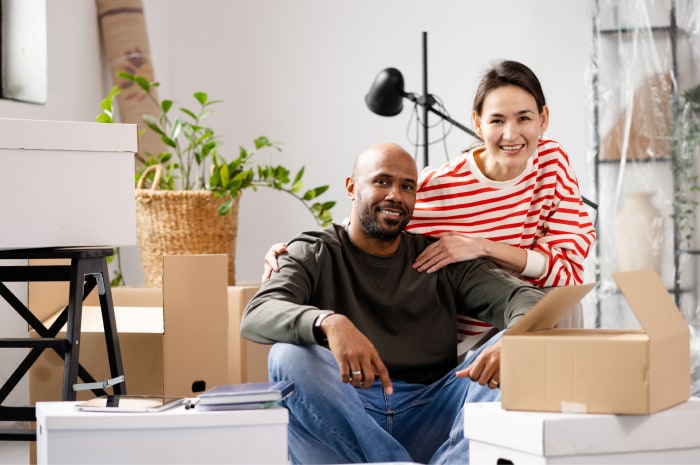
[418,150,474,187]
[537,139,570,159]
[536,139,575,169]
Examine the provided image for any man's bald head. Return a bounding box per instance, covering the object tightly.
[352,142,417,180]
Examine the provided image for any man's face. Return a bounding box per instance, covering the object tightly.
[349,147,418,241]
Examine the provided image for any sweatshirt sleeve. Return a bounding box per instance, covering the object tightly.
[240,237,332,345]
[451,258,545,330]
[529,146,596,287]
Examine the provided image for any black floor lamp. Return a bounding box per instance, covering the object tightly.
[365,31,479,168]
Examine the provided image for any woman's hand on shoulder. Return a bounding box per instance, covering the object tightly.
[261,243,288,281]
[413,232,486,273]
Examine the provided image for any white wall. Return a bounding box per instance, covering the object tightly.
[0,0,594,408]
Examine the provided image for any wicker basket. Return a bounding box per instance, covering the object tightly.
[135,165,239,286]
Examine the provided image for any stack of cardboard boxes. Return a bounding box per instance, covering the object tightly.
[464,269,699,463]
[29,254,269,403]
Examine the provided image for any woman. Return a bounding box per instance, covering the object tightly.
[264,60,595,336]
[408,60,595,289]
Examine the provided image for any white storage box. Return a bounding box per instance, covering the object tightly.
[0,118,137,249]
[36,401,288,464]
[464,399,700,464]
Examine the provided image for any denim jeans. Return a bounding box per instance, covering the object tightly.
[268,331,503,464]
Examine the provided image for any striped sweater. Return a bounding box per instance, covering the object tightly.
[406,139,596,289]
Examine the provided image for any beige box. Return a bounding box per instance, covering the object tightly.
[29,254,269,405]
[0,118,137,249]
[501,269,691,415]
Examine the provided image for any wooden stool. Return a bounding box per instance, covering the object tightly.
[0,247,126,440]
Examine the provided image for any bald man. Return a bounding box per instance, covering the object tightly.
[241,142,544,464]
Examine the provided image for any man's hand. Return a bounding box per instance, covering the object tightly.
[413,232,485,273]
[456,339,501,390]
[261,243,288,281]
[321,314,393,395]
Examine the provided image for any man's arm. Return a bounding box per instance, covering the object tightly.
[450,258,545,387]
[451,259,545,329]
[241,243,324,345]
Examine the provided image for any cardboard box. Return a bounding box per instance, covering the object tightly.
[501,269,691,415]
[29,254,269,405]
[464,399,700,464]
[0,118,138,249]
[36,401,288,464]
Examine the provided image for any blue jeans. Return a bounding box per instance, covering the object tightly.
[268,331,503,464]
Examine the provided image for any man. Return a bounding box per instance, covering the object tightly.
[241,142,544,464]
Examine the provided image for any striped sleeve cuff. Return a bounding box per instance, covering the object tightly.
[521,249,547,279]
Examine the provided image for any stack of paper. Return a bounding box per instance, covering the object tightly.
[195,380,294,411]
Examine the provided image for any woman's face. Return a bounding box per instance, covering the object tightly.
[472,84,549,181]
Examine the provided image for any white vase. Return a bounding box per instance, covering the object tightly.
[614,192,665,274]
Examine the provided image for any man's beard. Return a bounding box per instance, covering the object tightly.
[358,203,410,241]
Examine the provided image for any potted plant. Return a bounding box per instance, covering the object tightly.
[98,72,335,286]
[673,84,700,249]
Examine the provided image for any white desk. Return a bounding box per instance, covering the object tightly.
[464,398,700,464]
[36,401,288,464]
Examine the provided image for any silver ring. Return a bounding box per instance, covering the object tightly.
[351,370,362,376]
[489,379,499,386]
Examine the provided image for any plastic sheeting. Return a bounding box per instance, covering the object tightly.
[590,0,700,395]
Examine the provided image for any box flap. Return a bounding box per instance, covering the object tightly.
[36,305,164,334]
[613,269,689,339]
[85,286,163,307]
[505,282,597,335]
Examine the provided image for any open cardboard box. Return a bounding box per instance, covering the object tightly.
[29,254,269,404]
[501,268,691,415]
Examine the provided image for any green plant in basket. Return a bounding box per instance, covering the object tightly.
[98,71,335,225]
[97,73,335,286]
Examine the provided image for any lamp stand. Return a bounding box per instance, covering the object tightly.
[413,32,479,167]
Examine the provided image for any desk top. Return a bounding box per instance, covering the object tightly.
[0,247,114,260]
[35,401,289,430]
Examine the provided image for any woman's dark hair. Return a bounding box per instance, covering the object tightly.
[472,60,547,116]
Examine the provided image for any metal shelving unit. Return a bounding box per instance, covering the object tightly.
[590,0,700,326]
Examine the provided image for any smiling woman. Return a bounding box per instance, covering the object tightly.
[408,60,595,291]
[0,0,47,104]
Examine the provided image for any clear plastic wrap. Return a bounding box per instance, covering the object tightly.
[590,0,700,395]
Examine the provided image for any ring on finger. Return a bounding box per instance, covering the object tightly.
[489,379,499,387]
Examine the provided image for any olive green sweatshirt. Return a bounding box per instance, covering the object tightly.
[241,224,544,384]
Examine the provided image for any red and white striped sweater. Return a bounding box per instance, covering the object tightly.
[406,139,596,347]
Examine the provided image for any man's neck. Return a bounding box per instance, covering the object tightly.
[346,222,402,257]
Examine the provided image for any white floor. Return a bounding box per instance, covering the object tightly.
[0,442,29,465]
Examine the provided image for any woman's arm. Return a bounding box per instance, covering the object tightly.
[261,242,288,281]
[413,233,542,277]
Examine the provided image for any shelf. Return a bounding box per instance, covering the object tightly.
[600,25,683,35]
[592,0,696,315]
[598,286,697,297]
[596,157,672,164]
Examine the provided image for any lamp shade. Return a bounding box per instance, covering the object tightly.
[365,68,406,116]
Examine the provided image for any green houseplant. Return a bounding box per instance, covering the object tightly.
[99,72,335,286]
[673,84,700,249]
